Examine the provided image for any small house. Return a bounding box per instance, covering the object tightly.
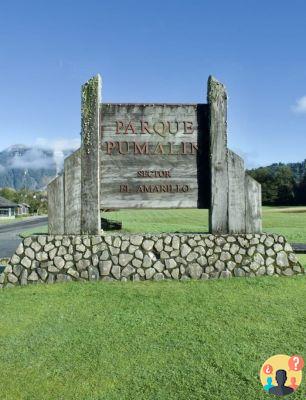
[0,196,18,219]
[17,203,30,216]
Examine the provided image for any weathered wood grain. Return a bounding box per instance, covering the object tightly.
[228,150,246,233]
[208,76,228,233]
[100,104,209,209]
[245,174,262,233]
[81,75,101,234]
[48,174,64,234]
[64,149,81,234]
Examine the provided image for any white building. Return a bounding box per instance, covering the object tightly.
[0,196,18,219]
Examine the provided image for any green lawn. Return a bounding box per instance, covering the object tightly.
[19,206,306,242]
[0,277,305,399]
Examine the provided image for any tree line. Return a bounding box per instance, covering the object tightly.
[248,162,306,206]
[0,188,48,214]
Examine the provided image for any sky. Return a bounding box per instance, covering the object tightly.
[0,0,306,168]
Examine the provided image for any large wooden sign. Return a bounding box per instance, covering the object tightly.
[100,104,209,209]
[47,74,262,235]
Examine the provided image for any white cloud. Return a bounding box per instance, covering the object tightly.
[292,96,306,114]
[35,137,80,173]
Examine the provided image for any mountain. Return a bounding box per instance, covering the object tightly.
[0,145,75,190]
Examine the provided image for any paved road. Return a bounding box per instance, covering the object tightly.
[0,216,48,258]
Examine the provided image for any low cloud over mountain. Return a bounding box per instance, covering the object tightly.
[0,142,79,190]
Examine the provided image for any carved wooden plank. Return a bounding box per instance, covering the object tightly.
[208,76,228,233]
[64,149,81,234]
[48,174,64,234]
[100,104,209,209]
[81,75,101,234]
[228,150,246,233]
[245,174,262,233]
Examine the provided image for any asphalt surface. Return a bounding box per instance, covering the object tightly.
[0,216,48,258]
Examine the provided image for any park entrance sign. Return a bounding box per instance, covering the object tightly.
[48,75,262,235]
[100,103,209,209]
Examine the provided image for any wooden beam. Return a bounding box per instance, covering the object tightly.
[48,174,64,234]
[64,149,81,234]
[81,75,101,234]
[245,174,262,233]
[207,76,228,233]
[228,149,246,233]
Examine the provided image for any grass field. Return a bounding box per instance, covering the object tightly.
[18,207,306,268]
[0,277,305,399]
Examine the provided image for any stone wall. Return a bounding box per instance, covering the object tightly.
[0,233,303,288]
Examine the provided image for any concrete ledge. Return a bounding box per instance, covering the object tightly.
[0,233,304,288]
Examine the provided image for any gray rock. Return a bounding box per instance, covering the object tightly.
[288,253,298,263]
[81,271,89,279]
[264,237,274,247]
[220,252,231,261]
[100,250,110,261]
[145,267,155,279]
[266,265,275,275]
[135,249,144,260]
[142,239,154,252]
[67,268,79,279]
[109,246,120,256]
[282,268,294,276]
[276,251,289,268]
[250,261,260,272]
[234,268,245,277]
[20,269,28,285]
[250,237,259,245]
[132,258,142,268]
[99,260,112,275]
[74,252,83,262]
[48,264,59,273]
[256,244,265,255]
[186,252,198,262]
[44,243,55,252]
[12,264,22,277]
[256,266,266,276]
[10,254,20,265]
[187,263,202,279]
[76,244,86,253]
[54,256,65,270]
[111,256,118,264]
[201,273,209,280]
[247,246,255,257]
[121,265,135,277]
[165,259,177,270]
[142,254,153,269]
[154,239,163,252]
[119,253,133,267]
[180,275,190,281]
[121,241,129,251]
[37,268,48,281]
[8,273,18,284]
[204,239,214,248]
[234,254,242,264]
[21,256,31,269]
[266,257,274,266]
[164,235,172,245]
[273,243,283,253]
[37,236,47,246]
[57,246,67,256]
[16,242,24,255]
[92,236,102,246]
[154,272,164,281]
[215,260,225,271]
[111,265,121,280]
[171,268,180,279]
[47,274,55,284]
[76,259,90,271]
[49,248,57,260]
[180,243,191,257]
[89,266,99,281]
[230,244,239,255]
[31,241,41,252]
[227,261,236,271]
[24,237,32,246]
[172,236,180,250]
[113,237,121,248]
[220,270,231,279]
[28,271,39,281]
[130,235,143,246]
[160,251,169,259]
[128,245,137,254]
[254,253,265,265]
[153,260,164,273]
[25,247,35,260]
[92,254,99,267]
[197,256,207,267]
[293,265,302,273]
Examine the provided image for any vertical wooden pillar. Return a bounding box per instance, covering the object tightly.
[64,149,81,234]
[228,150,246,233]
[48,174,65,234]
[245,175,262,233]
[81,75,101,235]
[207,76,229,233]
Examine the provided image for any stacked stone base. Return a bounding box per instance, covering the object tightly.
[0,233,304,288]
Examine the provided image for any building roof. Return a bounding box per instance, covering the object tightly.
[0,196,18,208]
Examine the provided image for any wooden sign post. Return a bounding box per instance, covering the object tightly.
[48,75,261,235]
